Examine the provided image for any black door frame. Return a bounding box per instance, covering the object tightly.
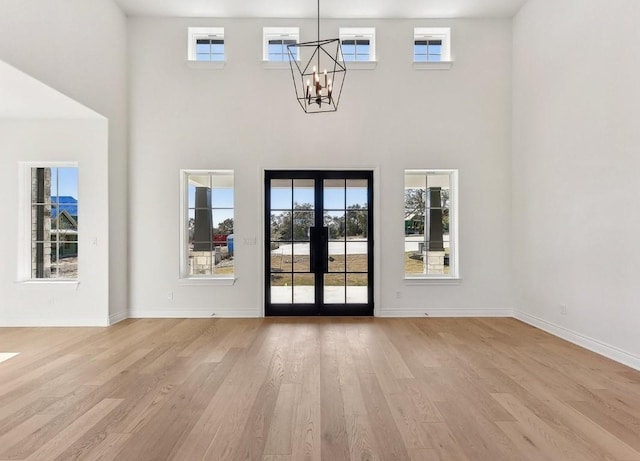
[265,170,374,316]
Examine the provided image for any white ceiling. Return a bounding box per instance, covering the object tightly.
[113,0,528,19]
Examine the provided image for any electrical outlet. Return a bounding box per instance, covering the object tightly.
[168,291,174,301]
[560,304,567,315]
[395,291,402,299]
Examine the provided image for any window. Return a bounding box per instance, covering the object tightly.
[404,170,458,278]
[414,28,451,62]
[339,27,376,62]
[181,170,234,279]
[28,165,79,280]
[263,27,299,61]
[188,27,225,62]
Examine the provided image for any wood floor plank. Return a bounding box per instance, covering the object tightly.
[491,392,605,461]
[359,373,411,460]
[345,414,382,461]
[25,398,123,461]
[319,323,351,461]
[0,318,637,461]
[263,383,299,456]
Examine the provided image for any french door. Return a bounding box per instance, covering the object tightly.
[265,170,374,316]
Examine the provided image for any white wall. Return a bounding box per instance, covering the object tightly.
[0,0,129,323]
[0,120,110,326]
[128,17,514,317]
[512,0,640,367]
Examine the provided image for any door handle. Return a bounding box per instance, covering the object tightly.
[309,226,317,272]
[322,226,329,273]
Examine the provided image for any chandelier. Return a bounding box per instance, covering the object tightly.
[287,0,347,113]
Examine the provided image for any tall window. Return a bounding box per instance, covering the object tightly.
[404,170,458,278]
[263,27,299,61]
[339,27,376,62]
[414,28,451,62]
[188,27,225,62]
[30,166,79,279]
[181,170,234,278]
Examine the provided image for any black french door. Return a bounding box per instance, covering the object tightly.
[265,170,374,316]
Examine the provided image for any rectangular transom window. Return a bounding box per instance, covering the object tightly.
[404,170,458,278]
[414,28,451,62]
[188,27,225,62]
[181,170,234,278]
[263,27,299,61]
[339,27,376,61]
[28,165,79,280]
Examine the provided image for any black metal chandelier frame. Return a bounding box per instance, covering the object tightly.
[286,0,347,113]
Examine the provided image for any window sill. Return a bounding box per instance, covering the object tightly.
[178,277,236,286]
[186,61,226,70]
[262,61,297,70]
[15,280,80,290]
[404,276,461,286]
[413,61,453,71]
[344,61,377,70]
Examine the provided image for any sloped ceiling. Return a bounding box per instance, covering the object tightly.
[0,60,102,119]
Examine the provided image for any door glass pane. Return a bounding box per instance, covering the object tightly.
[271,273,292,304]
[324,179,345,209]
[293,242,310,272]
[347,274,368,303]
[328,240,346,272]
[324,210,345,241]
[294,273,314,304]
[271,245,292,273]
[346,179,368,209]
[346,210,368,239]
[346,242,367,272]
[324,273,345,304]
[293,211,314,241]
[271,179,292,209]
[293,179,314,209]
[271,211,291,241]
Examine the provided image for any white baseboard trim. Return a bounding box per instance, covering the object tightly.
[0,317,109,327]
[128,308,262,319]
[109,311,128,325]
[377,308,513,318]
[514,310,640,371]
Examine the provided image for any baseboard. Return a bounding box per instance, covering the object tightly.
[109,311,128,325]
[514,310,640,371]
[0,317,109,327]
[377,308,513,318]
[128,308,262,319]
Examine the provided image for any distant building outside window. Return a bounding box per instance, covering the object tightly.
[29,166,79,279]
[404,169,458,278]
[181,170,234,278]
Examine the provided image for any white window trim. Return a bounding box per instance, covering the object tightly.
[18,161,80,285]
[179,169,236,284]
[403,169,460,281]
[187,27,226,69]
[263,27,300,69]
[413,27,453,71]
[339,27,377,69]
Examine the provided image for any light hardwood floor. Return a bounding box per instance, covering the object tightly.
[0,317,639,460]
